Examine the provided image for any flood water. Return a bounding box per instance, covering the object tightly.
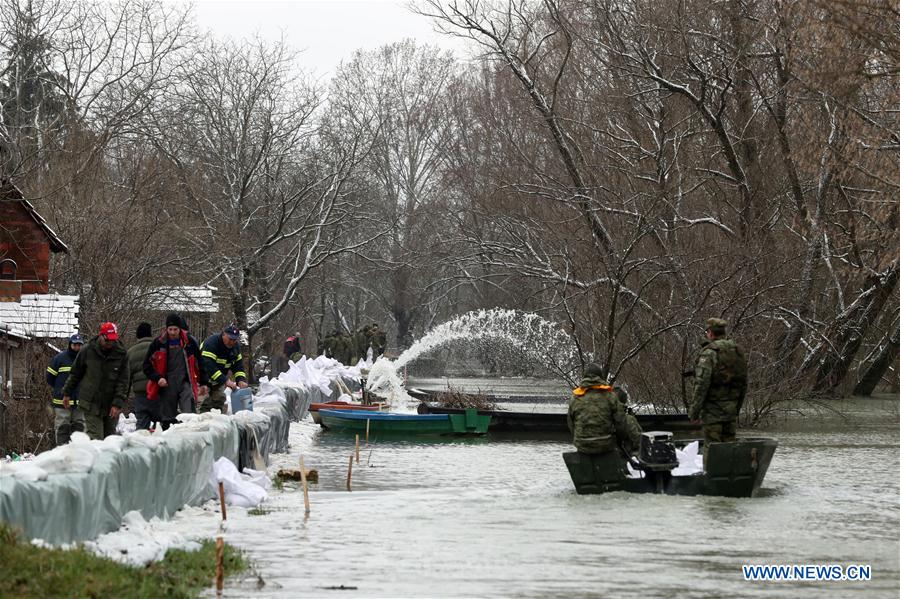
[211,394,900,598]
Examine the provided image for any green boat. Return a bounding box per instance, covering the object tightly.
[564,435,777,498]
[318,408,491,436]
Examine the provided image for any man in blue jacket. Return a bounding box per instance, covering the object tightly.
[46,333,85,445]
[199,325,248,413]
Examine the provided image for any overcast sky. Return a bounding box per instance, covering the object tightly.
[191,0,471,79]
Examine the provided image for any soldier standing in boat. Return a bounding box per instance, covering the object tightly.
[567,364,639,455]
[688,317,748,446]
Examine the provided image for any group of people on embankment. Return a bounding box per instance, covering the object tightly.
[318,324,386,366]
[46,315,248,444]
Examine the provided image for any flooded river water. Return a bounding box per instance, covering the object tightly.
[210,394,899,598]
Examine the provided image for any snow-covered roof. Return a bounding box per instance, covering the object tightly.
[142,286,219,314]
[0,294,79,339]
[0,320,31,340]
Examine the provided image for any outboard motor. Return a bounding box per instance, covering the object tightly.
[635,431,678,493]
[638,430,677,468]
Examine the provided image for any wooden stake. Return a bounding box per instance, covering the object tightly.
[365,419,370,444]
[346,453,353,491]
[215,535,224,592]
[300,456,310,515]
[217,481,227,521]
[355,434,360,463]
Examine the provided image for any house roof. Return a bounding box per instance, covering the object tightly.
[0,320,31,340]
[0,294,79,339]
[143,286,219,314]
[1,179,69,253]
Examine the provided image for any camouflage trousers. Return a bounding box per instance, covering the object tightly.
[83,412,119,440]
[52,406,85,445]
[703,420,737,445]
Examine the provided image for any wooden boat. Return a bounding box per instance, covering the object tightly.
[418,403,698,434]
[309,401,385,424]
[318,408,491,436]
[563,437,777,498]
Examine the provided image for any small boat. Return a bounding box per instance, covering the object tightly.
[563,434,777,498]
[318,408,491,436]
[309,401,385,424]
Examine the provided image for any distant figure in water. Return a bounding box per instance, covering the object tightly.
[688,318,748,446]
[567,363,640,456]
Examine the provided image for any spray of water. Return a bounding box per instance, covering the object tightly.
[366,308,579,410]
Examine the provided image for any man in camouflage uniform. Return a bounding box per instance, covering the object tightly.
[371,324,386,359]
[567,364,639,455]
[689,317,748,446]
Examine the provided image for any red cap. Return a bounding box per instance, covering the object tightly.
[99,322,119,340]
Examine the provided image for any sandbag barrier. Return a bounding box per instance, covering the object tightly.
[0,379,333,545]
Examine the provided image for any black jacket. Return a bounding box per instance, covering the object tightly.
[47,349,79,404]
[200,333,246,387]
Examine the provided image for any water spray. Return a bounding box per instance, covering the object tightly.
[366,308,580,410]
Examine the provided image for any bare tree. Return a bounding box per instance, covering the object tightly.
[328,40,459,347]
[145,37,378,376]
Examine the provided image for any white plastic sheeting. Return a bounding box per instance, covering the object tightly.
[210,457,269,508]
[0,371,354,545]
[0,382,316,545]
[0,414,239,544]
[672,440,704,476]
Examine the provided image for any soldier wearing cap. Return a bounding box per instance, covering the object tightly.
[199,324,248,413]
[46,333,86,444]
[61,322,130,439]
[689,318,748,449]
[567,363,638,455]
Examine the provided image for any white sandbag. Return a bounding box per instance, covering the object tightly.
[210,456,268,507]
[254,380,287,407]
[122,430,166,451]
[672,440,704,476]
[241,467,272,490]
[116,412,137,435]
[0,461,49,481]
[31,433,99,473]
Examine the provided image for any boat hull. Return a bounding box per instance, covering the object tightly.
[563,437,777,497]
[419,403,698,434]
[310,402,384,424]
[319,409,490,436]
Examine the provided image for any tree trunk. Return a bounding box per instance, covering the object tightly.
[244,330,255,384]
[808,263,899,392]
[775,235,821,375]
[853,322,900,396]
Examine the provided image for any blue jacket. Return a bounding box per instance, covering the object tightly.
[47,349,80,406]
[200,333,247,388]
